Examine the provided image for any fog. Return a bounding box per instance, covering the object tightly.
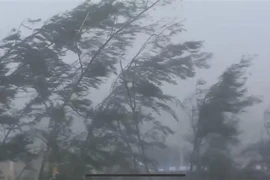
[1,0,270,178]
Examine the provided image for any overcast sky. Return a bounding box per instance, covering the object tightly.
[1,0,270,151]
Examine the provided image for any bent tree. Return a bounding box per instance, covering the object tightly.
[0,0,212,179]
[185,56,261,179]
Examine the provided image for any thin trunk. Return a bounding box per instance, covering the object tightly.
[38,148,49,180]
[189,136,197,172]
[119,59,150,174]
[135,121,150,173]
[189,132,202,173]
[116,120,138,172]
[16,161,32,180]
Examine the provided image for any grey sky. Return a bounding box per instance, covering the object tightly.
[1,0,270,151]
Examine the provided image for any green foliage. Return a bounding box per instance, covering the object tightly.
[0,0,213,179]
[0,133,36,162]
[186,55,261,176]
[93,17,212,172]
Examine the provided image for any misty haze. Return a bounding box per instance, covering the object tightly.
[0,0,270,180]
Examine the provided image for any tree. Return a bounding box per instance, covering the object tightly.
[185,55,261,179]
[240,107,270,178]
[91,21,212,173]
[0,0,213,179]
[0,0,173,178]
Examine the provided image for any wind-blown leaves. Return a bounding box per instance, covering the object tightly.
[94,16,212,172]
[0,0,215,179]
[1,0,189,179]
[187,55,261,176]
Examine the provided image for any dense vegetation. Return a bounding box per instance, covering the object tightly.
[0,0,268,180]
